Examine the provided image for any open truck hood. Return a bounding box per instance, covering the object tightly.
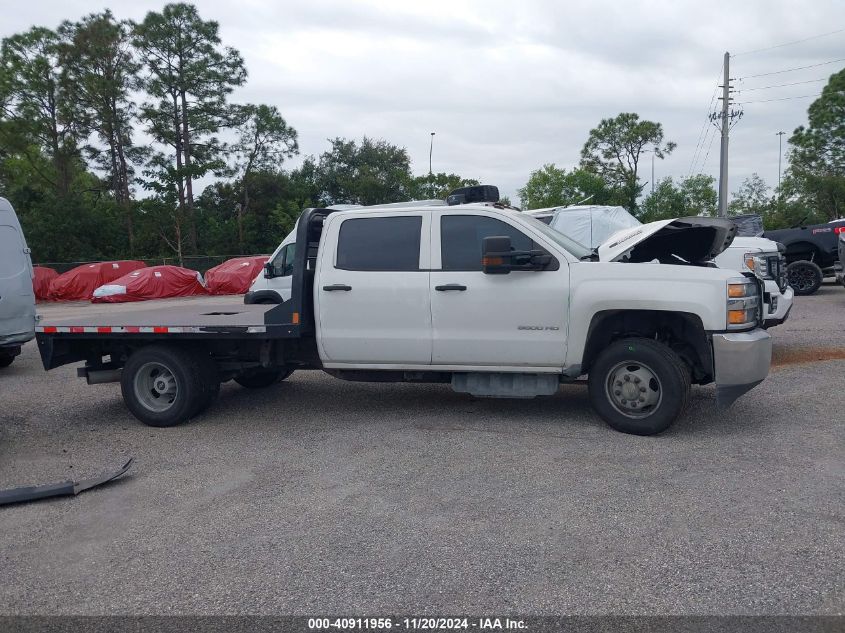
[597,217,738,264]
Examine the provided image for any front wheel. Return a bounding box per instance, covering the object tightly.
[786,261,823,295]
[588,338,690,436]
[121,345,214,427]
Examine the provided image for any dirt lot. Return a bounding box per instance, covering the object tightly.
[0,285,843,615]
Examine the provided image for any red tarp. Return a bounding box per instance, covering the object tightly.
[49,260,147,301]
[32,266,59,302]
[91,265,207,303]
[205,256,269,295]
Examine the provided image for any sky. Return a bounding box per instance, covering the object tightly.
[2,0,844,205]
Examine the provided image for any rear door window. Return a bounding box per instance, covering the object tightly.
[336,216,422,271]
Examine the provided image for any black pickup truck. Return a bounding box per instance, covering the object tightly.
[764,219,845,295]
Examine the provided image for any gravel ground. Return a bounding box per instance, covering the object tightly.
[0,285,843,615]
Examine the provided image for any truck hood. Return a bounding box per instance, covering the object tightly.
[597,217,737,264]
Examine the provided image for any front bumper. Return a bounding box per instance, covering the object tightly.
[0,330,34,348]
[711,329,772,407]
[763,281,794,326]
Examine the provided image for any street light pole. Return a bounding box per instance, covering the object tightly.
[429,132,435,176]
[429,132,436,199]
[651,147,656,194]
[776,131,785,192]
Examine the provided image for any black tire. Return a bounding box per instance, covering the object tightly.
[787,261,823,296]
[120,345,212,427]
[588,337,690,436]
[234,367,292,389]
[0,346,20,368]
[255,298,279,305]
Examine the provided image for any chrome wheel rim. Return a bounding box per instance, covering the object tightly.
[605,361,662,419]
[133,361,179,412]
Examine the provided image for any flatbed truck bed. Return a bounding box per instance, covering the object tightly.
[38,301,277,336]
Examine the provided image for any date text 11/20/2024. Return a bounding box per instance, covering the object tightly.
[307,617,527,630]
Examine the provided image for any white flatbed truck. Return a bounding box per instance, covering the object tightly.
[36,203,772,435]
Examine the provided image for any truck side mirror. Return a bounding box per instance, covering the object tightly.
[482,236,513,275]
[264,261,276,279]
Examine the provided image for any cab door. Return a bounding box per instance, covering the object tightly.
[315,212,432,365]
[429,212,569,367]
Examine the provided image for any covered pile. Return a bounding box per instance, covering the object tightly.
[92,265,207,303]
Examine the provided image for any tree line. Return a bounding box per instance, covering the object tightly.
[1,3,842,266]
[0,4,478,264]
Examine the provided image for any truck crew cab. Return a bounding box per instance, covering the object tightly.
[36,197,772,436]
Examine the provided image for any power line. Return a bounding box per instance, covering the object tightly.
[736,92,822,104]
[732,27,845,57]
[736,57,845,80]
[737,77,827,92]
[701,124,718,170]
[688,88,719,175]
[687,63,724,176]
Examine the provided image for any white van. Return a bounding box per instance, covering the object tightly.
[0,198,36,368]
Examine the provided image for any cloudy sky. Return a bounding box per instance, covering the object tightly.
[3,0,844,204]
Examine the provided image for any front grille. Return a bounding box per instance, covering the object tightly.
[769,255,788,292]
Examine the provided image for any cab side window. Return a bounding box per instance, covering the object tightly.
[336,216,422,271]
[441,215,538,271]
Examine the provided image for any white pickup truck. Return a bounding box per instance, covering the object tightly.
[36,201,772,436]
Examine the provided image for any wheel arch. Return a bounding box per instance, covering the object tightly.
[582,310,713,384]
[782,240,822,264]
[244,290,283,305]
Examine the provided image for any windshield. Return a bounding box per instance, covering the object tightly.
[549,206,642,249]
[520,214,592,259]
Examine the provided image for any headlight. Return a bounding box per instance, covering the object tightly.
[743,252,777,280]
[727,277,761,329]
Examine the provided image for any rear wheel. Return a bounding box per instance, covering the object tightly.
[588,338,690,436]
[121,345,213,427]
[234,367,292,388]
[787,261,823,295]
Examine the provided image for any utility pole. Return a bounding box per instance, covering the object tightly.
[776,131,785,191]
[712,52,743,217]
[718,52,730,217]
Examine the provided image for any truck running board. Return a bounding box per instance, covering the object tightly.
[451,372,559,398]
